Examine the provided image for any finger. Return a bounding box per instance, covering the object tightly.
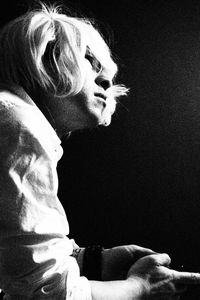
[172,270,200,284]
[151,280,177,296]
[137,250,158,259]
[125,245,157,259]
[146,253,171,267]
[132,245,155,253]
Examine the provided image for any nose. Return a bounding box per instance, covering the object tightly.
[95,77,112,90]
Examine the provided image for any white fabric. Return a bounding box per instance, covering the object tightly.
[0,88,92,299]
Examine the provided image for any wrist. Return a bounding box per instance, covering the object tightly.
[90,279,145,300]
[126,277,149,300]
[72,247,86,275]
[101,248,111,280]
[83,245,104,280]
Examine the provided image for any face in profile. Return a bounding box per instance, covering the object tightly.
[37,16,128,137]
[53,48,117,135]
[69,50,116,127]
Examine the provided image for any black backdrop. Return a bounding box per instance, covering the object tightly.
[2,0,200,298]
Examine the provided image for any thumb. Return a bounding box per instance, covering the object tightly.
[127,245,157,260]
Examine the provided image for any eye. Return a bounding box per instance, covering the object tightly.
[85,48,102,73]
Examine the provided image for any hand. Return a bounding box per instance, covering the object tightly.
[101,244,155,281]
[127,253,200,299]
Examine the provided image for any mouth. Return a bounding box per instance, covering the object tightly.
[94,92,107,101]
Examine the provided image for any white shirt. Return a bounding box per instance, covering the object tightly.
[0,87,91,299]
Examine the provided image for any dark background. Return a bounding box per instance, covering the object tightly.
[2,0,200,298]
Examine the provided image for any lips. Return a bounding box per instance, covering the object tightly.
[94,92,107,101]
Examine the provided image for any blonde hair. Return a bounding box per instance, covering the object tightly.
[0,2,128,98]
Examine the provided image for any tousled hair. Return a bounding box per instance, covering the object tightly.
[0,2,128,98]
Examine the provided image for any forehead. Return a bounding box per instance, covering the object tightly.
[80,21,118,79]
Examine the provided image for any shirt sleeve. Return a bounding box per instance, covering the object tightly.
[0,94,92,300]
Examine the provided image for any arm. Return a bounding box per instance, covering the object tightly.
[72,243,155,280]
[90,253,200,300]
[90,279,145,300]
[0,96,91,299]
[79,249,200,300]
[72,245,146,299]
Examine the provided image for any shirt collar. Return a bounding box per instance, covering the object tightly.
[0,84,63,149]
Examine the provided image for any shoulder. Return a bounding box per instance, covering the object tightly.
[0,89,48,132]
[0,89,32,122]
[0,90,23,137]
[0,88,62,160]
[0,89,41,149]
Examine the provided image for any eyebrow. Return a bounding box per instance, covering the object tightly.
[85,46,102,73]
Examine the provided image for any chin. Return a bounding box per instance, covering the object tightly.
[98,112,112,127]
[101,104,115,126]
[83,114,111,128]
[77,104,115,129]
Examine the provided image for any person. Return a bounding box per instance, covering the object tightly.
[0,2,199,299]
